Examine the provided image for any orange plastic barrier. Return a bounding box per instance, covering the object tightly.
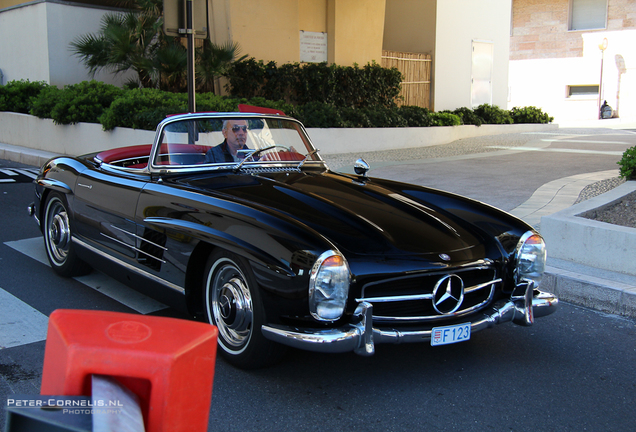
[40,309,218,432]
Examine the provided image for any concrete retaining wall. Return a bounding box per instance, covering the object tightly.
[0,113,155,156]
[0,112,559,157]
[541,181,636,276]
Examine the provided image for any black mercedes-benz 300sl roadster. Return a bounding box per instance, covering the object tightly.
[30,111,557,368]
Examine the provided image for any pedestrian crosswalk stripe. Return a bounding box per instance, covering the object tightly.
[0,168,39,182]
[0,287,49,349]
[5,237,167,315]
[15,169,38,179]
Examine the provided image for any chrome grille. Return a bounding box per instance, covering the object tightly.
[357,265,501,323]
[242,166,301,174]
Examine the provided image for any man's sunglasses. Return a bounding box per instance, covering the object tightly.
[231,125,248,133]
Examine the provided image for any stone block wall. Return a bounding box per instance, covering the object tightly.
[510,0,636,60]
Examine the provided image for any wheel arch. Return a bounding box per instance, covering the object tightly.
[37,185,73,229]
[183,237,299,319]
[184,240,215,318]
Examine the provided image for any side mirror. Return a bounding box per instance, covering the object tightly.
[354,159,370,177]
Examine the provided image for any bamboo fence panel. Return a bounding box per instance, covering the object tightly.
[381,50,431,109]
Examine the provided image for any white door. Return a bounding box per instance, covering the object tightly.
[471,40,494,107]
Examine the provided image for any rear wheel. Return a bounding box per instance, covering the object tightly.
[203,250,285,369]
[43,192,90,277]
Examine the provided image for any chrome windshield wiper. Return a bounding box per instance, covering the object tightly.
[297,149,319,170]
[234,145,276,172]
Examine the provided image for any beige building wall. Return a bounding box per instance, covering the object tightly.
[299,0,327,32]
[0,0,23,8]
[384,0,511,111]
[208,0,385,66]
[327,0,386,65]
[226,0,302,64]
[2,0,518,117]
[383,0,436,54]
[1,0,386,88]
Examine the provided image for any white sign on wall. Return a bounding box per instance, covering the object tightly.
[300,31,328,63]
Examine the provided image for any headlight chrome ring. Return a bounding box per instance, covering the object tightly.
[309,250,351,322]
[515,231,547,286]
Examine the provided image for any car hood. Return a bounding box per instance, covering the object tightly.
[178,169,524,260]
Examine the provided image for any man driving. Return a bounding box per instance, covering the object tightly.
[205,119,250,163]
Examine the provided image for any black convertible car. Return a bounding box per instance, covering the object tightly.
[30,111,558,368]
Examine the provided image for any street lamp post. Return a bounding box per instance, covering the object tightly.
[597,38,608,119]
[186,0,196,113]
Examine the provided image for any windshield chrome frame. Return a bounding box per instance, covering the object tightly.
[148,112,325,175]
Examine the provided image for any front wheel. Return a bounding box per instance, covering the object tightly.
[203,250,285,369]
[43,192,90,277]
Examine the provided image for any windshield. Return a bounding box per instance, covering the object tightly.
[152,116,319,168]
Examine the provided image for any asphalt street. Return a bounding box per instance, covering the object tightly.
[1,127,635,431]
[324,128,633,214]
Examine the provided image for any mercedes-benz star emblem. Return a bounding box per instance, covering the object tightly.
[432,274,464,314]
[439,253,451,261]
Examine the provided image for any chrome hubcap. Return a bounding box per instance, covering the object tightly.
[46,200,70,264]
[208,260,253,351]
[50,214,70,249]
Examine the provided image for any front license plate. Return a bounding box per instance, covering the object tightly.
[431,323,471,346]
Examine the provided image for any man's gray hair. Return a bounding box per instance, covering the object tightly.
[223,120,248,131]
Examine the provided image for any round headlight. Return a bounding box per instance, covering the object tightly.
[309,251,350,322]
[515,231,547,286]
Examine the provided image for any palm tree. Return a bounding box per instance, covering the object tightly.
[71,0,167,89]
[70,0,244,93]
[196,40,247,93]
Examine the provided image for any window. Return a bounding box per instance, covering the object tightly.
[567,85,599,97]
[569,0,607,31]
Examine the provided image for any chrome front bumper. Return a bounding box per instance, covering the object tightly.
[262,283,558,356]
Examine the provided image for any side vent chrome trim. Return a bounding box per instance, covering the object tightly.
[73,236,184,294]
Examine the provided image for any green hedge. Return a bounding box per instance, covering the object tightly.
[31,81,125,125]
[225,59,402,109]
[510,106,555,124]
[0,80,49,114]
[0,79,553,131]
[442,105,553,126]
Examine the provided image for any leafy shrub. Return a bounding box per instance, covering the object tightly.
[99,90,295,131]
[29,85,63,119]
[298,103,408,128]
[296,102,344,128]
[226,59,401,109]
[510,106,554,124]
[294,103,461,128]
[359,106,407,128]
[442,107,484,126]
[0,80,49,113]
[429,112,462,126]
[618,146,636,180]
[224,96,296,118]
[338,107,373,128]
[2,79,555,131]
[396,106,434,127]
[473,104,513,124]
[99,88,189,130]
[31,81,124,125]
